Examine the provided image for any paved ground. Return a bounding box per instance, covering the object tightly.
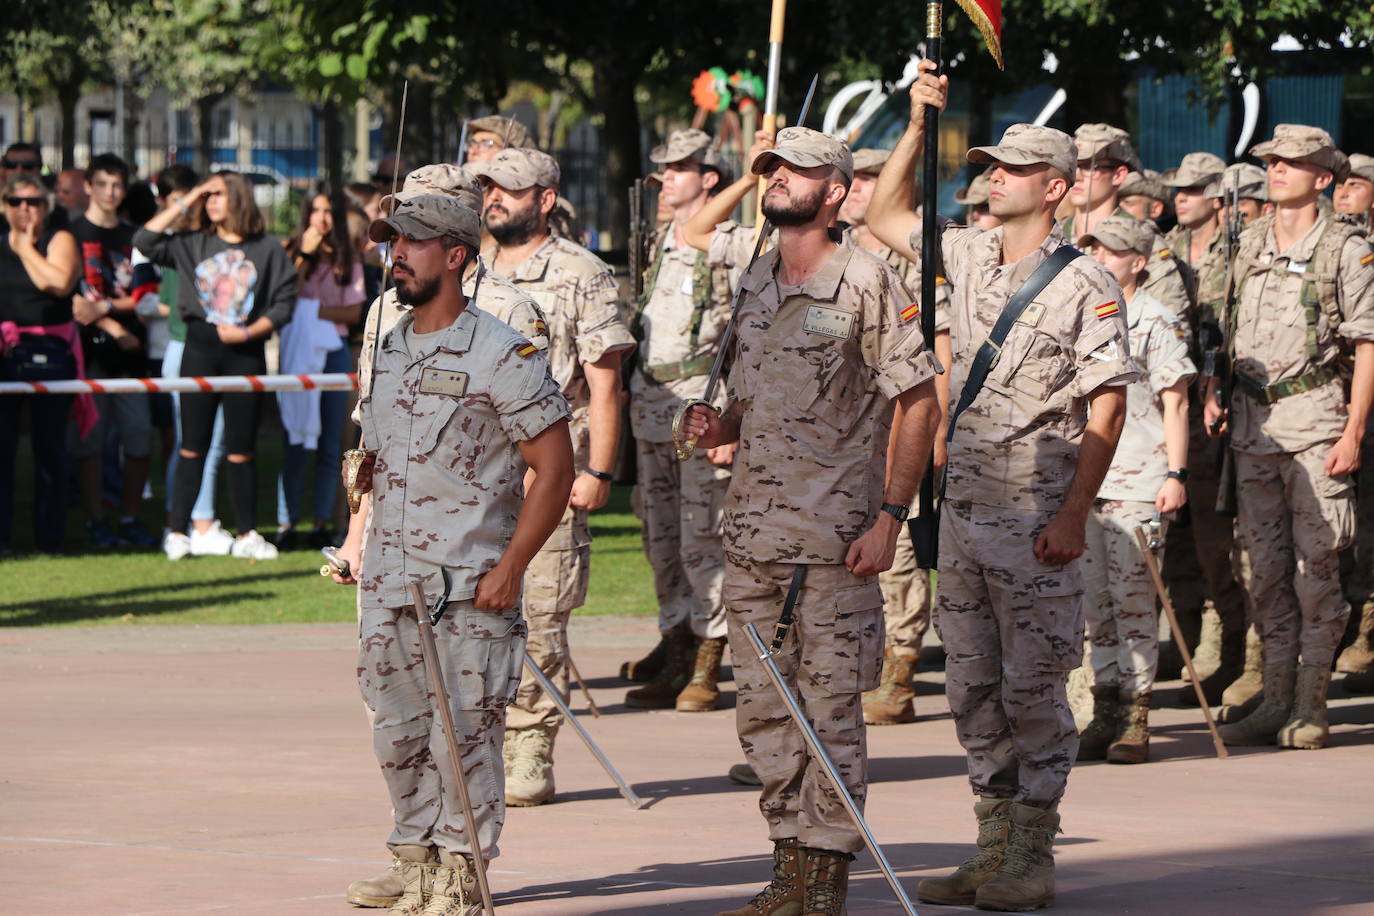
[3,618,1373,915]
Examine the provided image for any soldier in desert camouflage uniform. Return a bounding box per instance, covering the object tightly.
[331,195,574,916]
[1205,125,1374,749]
[956,171,1002,230]
[683,126,941,916]
[1117,170,1172,228]
[621,129,736,713]
[1074,215,1196,765]
[470,148,636,805]
[1062,124,1192,320]
[869,63,1136,911]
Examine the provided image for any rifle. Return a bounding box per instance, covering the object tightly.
[629,178,647,301]
[1213,170,1241,517]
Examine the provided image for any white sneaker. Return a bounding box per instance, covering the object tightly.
[163,532,192,561]
[230,530,279,560]
[190,521,235,556]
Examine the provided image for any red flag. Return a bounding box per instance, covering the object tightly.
[954,0,1003,69]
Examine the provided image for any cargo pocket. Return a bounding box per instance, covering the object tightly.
[806,581,885,693]
[1009,569,1085,675]
[439,602,526,713]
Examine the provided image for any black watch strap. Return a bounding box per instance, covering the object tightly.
[1167,468,1189,483]
[881,502,910,522]
[586,467,614,482]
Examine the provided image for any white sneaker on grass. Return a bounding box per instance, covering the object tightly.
[230,530,279,560]
[190,520,235,556]
[163,532,192,561]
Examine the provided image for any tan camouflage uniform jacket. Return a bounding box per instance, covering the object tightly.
[1096,290,1195,502]
[356,306,570,611]
[724,243,940,565]
[1064,209,1192,319]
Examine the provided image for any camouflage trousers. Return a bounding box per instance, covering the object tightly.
[1236,445,1355,667]
[634,437,730,640]
[1161,424,1250,647]
[724,557,883,854]
[877,521,932,655]
[506,543,590,731]
[935,500,1083,808]
[358,598,526,859]
[1082,499,1164,694]
[1344,426,1374,610]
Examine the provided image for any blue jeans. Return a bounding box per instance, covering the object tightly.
[162,338,226,525]
[276,344,351,527]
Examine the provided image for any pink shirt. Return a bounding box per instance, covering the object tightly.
[301,261,366,336]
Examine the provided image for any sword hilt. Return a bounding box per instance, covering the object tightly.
[672,399,718,462]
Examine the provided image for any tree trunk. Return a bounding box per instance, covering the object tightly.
[195,93,222,175]
[592,54,641,249]
[1063,55,1130,133]
[322,96,344,192]
[59,83,79,171]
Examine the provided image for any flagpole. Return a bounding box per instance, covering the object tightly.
[754,0,788,232]
[912,0,943,571]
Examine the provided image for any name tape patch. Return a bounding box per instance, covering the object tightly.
[419,368,469,397]
[803,305,855,340]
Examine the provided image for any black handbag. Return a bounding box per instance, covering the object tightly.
[5,333,77,382]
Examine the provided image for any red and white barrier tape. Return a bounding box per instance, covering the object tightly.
[0,373,360,395]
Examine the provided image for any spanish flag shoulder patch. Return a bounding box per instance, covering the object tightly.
[1157,248,1173,259]
[1094,300,1120,319]
[1174,326,1187,340]
[1360,252,1374,266]
[515,343,538,358]
[534,318,548,336]
[935,276,948,286]
[900,302,920,322]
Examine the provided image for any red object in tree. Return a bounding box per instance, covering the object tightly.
[954,0,1003,68]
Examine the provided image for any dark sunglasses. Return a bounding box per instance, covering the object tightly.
[5,196,44,207]
[2,159,40,171]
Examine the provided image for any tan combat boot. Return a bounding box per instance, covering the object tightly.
[974,803,1059,911]
[625,627,697,709]
[1218,663,1297,745]
[1219,628,1264,723]
[1107,690,1150,764]
[801,847,854,916]
[677,635,727,712]
[862,647,919,725]
[419,850,480,916]
[376,845,438,916]
[728,762,762,786]
[1179,603,1243,706]
[1277,663,1333,749]
[916,798,1012,905]
[1075,685,1119,761]
[716,838,804,916]
[621,628,676,682]
[347,844,432,908]
[1335,603,1374,674]
[505,724,556,806]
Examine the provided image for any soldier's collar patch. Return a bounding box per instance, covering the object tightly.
[900,302,920,322]
[1094,300,1120,319]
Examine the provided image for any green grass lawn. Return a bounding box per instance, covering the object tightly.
[1,416,655,625]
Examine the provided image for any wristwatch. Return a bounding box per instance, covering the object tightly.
[880,502,910,522]
[586,467,614,482]
[1166,468,1189,483]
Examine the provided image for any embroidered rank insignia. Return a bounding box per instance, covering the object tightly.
[1157,248,1173,259]
[1361,252,1374,266]
[1095,300,1120,319]
[900,302,920,322]
[516,343,538,357]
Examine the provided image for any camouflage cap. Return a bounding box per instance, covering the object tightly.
[1348,153,1374,184]
[968,123,1077,181]
[1119,170,1171,203]
[1165,152,1227,189]
[465,115,532,151]
[1208,162,1269,201]
[469,148,561,192]
[1076,214,1154,256]
[851,148,892,177]
[1250,124,1348,180]
[752,127,854,182]
[380,163,482,212]
[1073,123,1139,169]
[954,171,991,205]
[649,128,726,171]
[368,194,480,248]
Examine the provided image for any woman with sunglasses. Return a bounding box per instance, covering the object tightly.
[135,170,297,561]
[0,174,81,554]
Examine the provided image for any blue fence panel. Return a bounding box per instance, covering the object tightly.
[1262,74,1344,146]
[1135,74,1231,171]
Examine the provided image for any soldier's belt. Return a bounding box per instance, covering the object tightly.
[638,354,714,384]
[1235,364,1339,406]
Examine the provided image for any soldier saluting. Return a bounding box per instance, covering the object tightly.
[330,194,575,916]
[683,127,942,916]
[868,61,1136,911]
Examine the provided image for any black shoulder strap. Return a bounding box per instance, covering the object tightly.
[946,244,1081,443]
